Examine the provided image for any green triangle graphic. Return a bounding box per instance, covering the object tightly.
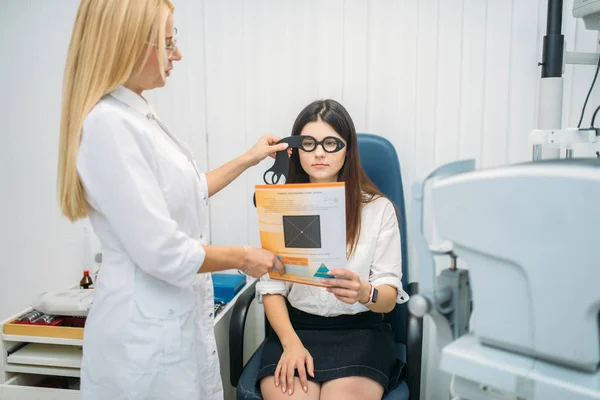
[313,263,330,278]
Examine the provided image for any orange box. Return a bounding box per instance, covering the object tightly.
[3,314,85,340]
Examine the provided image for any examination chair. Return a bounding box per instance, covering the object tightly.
[229,133,423,400]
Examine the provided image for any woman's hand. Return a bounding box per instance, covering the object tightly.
[243,247,285,278]
[275,339,314,395]
[320,268,371,304]
[244,135,289,166]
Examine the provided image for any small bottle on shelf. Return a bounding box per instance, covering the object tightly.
[80,270,93,289]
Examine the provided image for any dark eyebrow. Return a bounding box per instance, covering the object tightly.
[165,36,173,40]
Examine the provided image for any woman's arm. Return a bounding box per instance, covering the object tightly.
[78,116,285,285]
[321,270,398,313]
[263,294,314,395]
[263,294,300,350]
[358,281,398,313]
[205,154,252,197]
[205,135,288,197]
[198,245,284,277]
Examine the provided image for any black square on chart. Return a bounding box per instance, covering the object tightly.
[282,215,322,248]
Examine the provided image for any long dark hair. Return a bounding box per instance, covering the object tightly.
[288,99,385,258]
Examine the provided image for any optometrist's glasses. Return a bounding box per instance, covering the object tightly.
[165,27,178,56]
[148,27,178,56]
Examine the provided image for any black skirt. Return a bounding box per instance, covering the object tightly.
[256,302,405,393]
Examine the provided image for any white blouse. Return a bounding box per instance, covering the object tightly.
[256,196,409,317]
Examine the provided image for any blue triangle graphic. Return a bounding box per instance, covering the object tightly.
[313,263,330,278]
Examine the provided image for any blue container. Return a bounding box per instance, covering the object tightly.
[212,273,246,303]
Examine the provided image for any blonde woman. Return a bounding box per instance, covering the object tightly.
[57,1,286,399]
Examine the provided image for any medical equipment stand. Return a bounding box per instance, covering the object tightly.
[532,0,600,160]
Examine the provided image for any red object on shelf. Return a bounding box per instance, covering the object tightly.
[12,318,64,327]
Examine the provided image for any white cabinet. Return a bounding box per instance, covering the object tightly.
[0,280,263,400]
[1,374,79,400]
[0,310,83,399]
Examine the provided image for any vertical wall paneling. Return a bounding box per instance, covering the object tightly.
[413,0,439,183]
[365,0,402,138]
[364,0,403,210]
[182,0,209,172]
[507,0,540,163]
[0,0,84,320]
[280,1,321,118]
[458,0,487,163]
[395,0,419,225]
[342,0,369,132]
[434,0,464,167]
[412,0,439,248]
[316,0,345,100]
[481,0,513,168]
[204,0,249,246]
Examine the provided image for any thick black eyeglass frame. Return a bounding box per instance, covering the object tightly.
[298,135,346,153]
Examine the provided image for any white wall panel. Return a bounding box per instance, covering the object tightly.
[508,0,540,163]
[0,0,83,321]
[458,0,487,163]
[204,0,248,247]
[413,0,439,182]
[481,0,513,168]
[434,0,463,167]
[342,0,369,131]
[395,0,419,219]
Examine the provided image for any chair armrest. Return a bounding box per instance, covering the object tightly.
[406,282,422,400]
[229,279,258,387]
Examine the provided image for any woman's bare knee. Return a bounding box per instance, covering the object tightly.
[320,376,384,400]
[260,376,321,400]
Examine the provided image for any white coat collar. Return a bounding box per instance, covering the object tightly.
[108,85,154,117]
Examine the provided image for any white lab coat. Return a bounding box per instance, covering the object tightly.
[77,86,223,400]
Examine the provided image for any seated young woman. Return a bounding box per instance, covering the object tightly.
[255,99,409,400]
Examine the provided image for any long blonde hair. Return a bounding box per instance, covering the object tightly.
[58,0,174,221]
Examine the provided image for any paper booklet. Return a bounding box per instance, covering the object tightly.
[255,182,347,287]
